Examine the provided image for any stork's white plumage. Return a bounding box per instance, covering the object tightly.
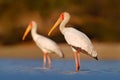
[48,12,98,72]
[64,27,97,57]
[22,21,64,68]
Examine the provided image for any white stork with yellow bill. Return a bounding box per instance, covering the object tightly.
[22,21,64,68]
[48,12,98,72]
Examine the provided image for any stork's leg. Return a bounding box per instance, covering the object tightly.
[46,53,51,68]
[43,53,47,68]
[73,52,79,72]
[78,51,80,69]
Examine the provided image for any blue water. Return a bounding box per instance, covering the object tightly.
[0,59,120,80]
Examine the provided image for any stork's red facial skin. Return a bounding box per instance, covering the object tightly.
[61,13,64,20]
[29,21,33,28]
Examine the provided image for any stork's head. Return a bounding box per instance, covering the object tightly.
[22,21,35,40]
[62,12,70,22]
[48,12,70,36]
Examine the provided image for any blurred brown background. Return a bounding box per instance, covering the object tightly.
[0,0,120,59]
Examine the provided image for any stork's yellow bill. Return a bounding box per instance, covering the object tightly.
[48,13,64,36]
[22,22,32,40]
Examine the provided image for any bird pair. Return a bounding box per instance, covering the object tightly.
[22,12,98,72]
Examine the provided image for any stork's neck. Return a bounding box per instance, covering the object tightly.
[31,25,39,39]
[59,19,69,34]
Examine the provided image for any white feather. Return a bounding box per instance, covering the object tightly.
[63,27,97,57]
[31,21,63,58]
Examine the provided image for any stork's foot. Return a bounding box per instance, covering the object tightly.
[42,65,47,69]
[48,64,51,69]
[76,64,80,72]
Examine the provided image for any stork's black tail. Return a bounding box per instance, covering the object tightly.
[94,57,98,61]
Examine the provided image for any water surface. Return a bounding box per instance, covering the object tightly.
[0,59,120,80]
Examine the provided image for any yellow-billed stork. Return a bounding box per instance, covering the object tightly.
[22,21,64,68]
[48,12,98,72]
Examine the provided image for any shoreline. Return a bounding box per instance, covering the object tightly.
[0,42,120,60]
